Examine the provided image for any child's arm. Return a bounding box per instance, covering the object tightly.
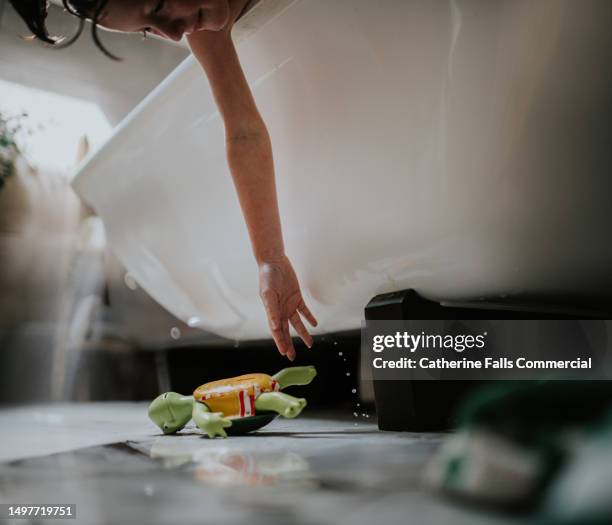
[187,19,317,360]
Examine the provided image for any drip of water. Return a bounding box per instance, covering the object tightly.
[123,272,138,290]
[338,351,343,356]
[170,327,181,340]
[351,388,357,394]
[234,340,240,348]
[187,316,201,327]
[345,372,350,376]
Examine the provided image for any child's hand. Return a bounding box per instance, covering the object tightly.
[259,255,318,360]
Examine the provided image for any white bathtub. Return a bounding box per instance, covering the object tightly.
[73,0,612,340]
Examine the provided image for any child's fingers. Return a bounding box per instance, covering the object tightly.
[261,290,287,356]
[282,320,296,361]
[271,318,291,358]
[271,326,288,357]
[290,312,313,348]
[298,300,318,327]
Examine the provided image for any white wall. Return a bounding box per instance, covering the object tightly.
[0,1,198,351]
[0,1,188,125]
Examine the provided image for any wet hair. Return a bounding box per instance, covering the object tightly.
[8,0,121,60]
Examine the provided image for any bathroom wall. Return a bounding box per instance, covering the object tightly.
[0,152,98,402]
[0,1,189,125]
[0,1,193,403]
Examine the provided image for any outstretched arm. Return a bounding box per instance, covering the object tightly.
[187,22,317,360]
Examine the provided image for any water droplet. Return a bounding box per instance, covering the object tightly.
[351,388,357,394]
[346,372,351,376]
[356,403,361,407]
[187,316,201,327]
[353,412,358,417]
[343,358,347,362]
[338,351,343,356]
[361,413,367,417]
[124,273,138,290]
[234,340,240,348]
[353,422,358,426]
[333,341,338,346]
[170,327,181,340]
[144,484,154,496]
[365,414,370,419]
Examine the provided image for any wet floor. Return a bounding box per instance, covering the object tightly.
[0,404,519,524]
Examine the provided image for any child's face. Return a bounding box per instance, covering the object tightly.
[98,0,231,41]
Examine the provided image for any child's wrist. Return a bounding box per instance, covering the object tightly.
[256,250,286,266]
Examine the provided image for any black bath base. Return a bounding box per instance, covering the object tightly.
[365,290,480,431]
[364,289,608,432]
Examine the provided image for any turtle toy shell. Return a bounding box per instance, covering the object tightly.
[193,373,280,435]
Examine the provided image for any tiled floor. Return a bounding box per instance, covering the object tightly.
[0,404,519,525]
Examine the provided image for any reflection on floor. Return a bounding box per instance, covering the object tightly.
[0,404,518,524]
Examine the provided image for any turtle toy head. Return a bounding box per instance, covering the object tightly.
[148,392,193,434]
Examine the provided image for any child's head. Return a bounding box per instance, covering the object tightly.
[9,1,231,59]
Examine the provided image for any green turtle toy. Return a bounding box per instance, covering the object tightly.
[148,366,317,438]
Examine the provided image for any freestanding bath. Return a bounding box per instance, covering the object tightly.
[73,0,612,340]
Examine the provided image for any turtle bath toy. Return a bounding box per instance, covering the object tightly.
[148,366,317,438]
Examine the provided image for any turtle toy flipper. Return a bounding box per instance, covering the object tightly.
[148,366,317,438]
[192,404,233,439]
